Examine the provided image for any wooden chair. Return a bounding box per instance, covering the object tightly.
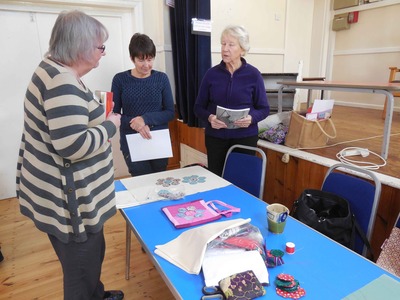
[382,67,400,119]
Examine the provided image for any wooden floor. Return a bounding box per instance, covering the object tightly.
[0,198,175,300]
[295,105,400,179]
[0,106,399,300]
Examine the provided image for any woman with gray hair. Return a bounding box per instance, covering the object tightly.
[16,10,123,300]
[194,25,269,176]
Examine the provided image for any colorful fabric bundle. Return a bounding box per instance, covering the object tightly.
[275,273,306,299]
[266,249,284,268]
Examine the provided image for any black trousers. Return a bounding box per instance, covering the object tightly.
[205,134,259,176]
[48,229,106,300]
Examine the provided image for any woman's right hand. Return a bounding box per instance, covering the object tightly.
[107,112,121,128]
[208,114,227,129]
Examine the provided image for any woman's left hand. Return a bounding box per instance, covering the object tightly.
[137,125,152,139]
[130,116,152,139]
[234,115,252,128]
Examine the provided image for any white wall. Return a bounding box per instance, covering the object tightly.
[330,3,400,109]
[1,0,399,199]
[211,0,308,73]
[0,0,142,199]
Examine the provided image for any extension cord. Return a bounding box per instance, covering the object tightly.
[342,148,369,157]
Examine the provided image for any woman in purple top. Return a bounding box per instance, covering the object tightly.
[194,25,269,176]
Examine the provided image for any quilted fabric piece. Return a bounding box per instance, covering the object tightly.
[376,227,400,277]
[219,270,266,300]
[258,123,288,144]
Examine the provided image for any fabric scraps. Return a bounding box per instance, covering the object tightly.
[275,273,306,299]
[156,177,181,187]
[266,249,285,268]
[182,175,206,184]
[258,123,288,144]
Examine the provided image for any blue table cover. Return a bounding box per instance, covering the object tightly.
[119,183,399,299]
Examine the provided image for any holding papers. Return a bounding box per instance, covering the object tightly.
[94,90,113,116]
[126,129,173,162]
[216,105,250,129]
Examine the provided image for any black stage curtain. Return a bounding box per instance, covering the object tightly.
[169,0,211,127]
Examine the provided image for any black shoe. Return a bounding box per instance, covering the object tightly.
[103,290,124,300]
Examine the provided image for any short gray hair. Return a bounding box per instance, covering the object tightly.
[221,25,250,55]
[47,10,109,65]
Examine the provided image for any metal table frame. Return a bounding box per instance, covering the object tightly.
[277,81,400,159]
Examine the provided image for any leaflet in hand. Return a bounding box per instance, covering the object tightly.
[216,105,250,129]
[95,90,113,116]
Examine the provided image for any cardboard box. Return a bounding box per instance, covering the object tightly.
[333,0,360,10]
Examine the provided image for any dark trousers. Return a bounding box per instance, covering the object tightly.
[123,153,168,176]
[48,229,106,300]
[205,134,259,176]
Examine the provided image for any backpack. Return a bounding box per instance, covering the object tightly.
[291,189,374,260]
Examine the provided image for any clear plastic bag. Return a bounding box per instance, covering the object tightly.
[146,185,186,201]
[206,223,266,264]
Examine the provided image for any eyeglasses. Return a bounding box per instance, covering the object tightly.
[97,45,106,53]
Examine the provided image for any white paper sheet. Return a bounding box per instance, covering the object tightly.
[117,166,231,206]
[126,129,173,162]
[115,190,140,208]
[311,99,334,113]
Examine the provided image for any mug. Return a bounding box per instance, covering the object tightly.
[267,203,289,234]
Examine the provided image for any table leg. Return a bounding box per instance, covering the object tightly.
[307,89,312,108]
[278,85,285,113]
[125,221,131,280]
[382,92,394,160]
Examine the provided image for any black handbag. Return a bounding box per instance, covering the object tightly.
[291,189,373,259]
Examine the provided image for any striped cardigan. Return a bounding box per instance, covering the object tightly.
[16,58,117,243]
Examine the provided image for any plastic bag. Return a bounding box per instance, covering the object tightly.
[206,223,267,264]
[258,111,291,144]
[258,111,291,133]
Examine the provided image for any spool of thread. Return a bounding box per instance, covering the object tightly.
[286,242,295,254]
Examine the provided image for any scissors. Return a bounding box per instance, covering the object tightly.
[201,286,225,300]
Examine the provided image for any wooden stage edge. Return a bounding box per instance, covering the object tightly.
[258,105,400,189]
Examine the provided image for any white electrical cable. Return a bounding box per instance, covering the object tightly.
[336,146,387,170]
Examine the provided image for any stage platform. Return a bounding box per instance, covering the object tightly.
[258,105,400,189]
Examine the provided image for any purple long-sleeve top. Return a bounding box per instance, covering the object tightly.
[194,58,269,139]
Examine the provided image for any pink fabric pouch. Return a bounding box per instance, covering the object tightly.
[162,199,240,229]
